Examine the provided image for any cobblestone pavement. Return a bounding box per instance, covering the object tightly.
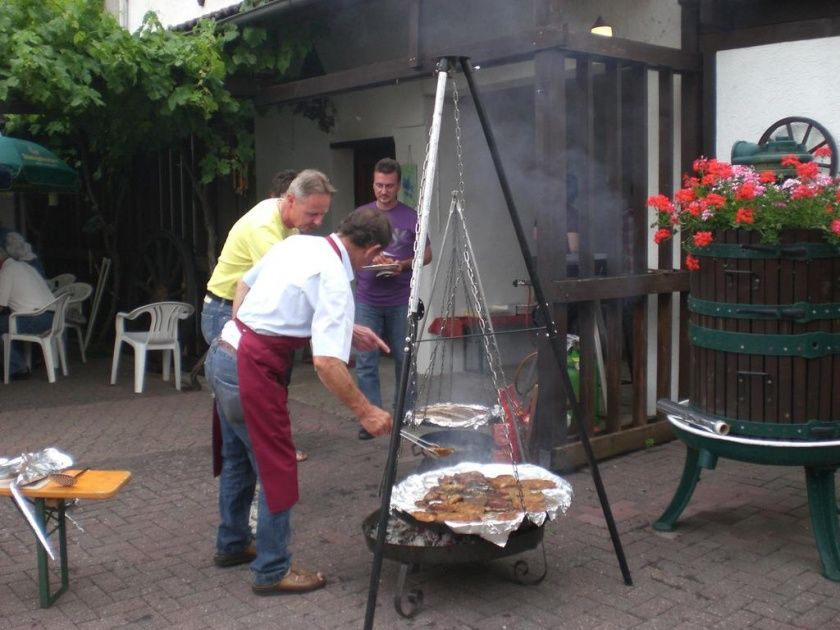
[2,356,839,629]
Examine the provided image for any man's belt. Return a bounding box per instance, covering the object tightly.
[204,291,233,306]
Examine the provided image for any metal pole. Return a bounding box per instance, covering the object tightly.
[458,56,632,586]
[363,57,452,630]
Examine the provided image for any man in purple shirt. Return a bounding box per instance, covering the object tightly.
[353,158,432,439]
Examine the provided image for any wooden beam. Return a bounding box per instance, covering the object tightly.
[552,271,690,303]
[551,421,675,471]
[700,16,840,51]
[254,26,701,106]
[657,70,675,419]
[532,47,567,461]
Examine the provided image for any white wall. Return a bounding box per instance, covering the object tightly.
[716,36,840,161]
[124,0,239,31]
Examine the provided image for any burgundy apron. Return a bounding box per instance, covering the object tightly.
[212,235,344,507]
[236,318,309,513]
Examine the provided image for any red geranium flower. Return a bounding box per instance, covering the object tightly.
[675,187,696,203]
[685,255,700,271]
[735,207,754,224]
[652,156,840,258]
[814,146,833,158]
[735,182,757,201]
[796,161,819,181]
[647,194,673,213]
[707,160,733,180]
[686,200,704,217]
[704,193,726,208]
[653,228,672,244]
[692,231,713,248]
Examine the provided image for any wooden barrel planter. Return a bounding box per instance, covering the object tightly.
[655,229,840,582]
[688,229,840,439]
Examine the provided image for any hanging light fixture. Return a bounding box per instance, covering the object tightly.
[590,16,613,37]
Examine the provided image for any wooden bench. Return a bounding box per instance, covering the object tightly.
[0,469,132,607]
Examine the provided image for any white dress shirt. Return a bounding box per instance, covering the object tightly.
[0,258,54,313]
[220,234,355,361]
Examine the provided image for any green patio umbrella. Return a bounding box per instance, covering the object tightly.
[0,135,79,193]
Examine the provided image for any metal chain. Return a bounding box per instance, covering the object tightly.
[452,76,466,201]
[452,72,524,494]
[412,69,526,502]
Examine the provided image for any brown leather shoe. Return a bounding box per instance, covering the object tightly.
[252,565,326,596]
[213,541,256,568]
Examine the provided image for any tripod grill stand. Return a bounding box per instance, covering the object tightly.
[364,57,632,630]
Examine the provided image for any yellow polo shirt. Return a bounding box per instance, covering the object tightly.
[206,198,298,300]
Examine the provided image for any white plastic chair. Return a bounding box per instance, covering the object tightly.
[54,282,93,363]
[3,293,70,384]
[110,301,194,393]
[48,273,76,293]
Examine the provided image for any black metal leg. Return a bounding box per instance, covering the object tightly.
[393,563,424,618]
[34,498,69,608]
[459,56,632,586]
[510,540,548,585]
[805,466,840,582]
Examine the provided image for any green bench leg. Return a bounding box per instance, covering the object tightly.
[34,498,69,608]
[805,467,840,582]
[653,446,703,532]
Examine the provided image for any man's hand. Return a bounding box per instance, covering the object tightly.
[359,406,393,437]
[352,324,390,353]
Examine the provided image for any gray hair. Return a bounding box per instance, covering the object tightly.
[287,169,336,198]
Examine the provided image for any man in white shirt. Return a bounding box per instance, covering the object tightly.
[204,207,393,596]
[0,248,56,378]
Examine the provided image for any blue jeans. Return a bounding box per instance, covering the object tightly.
[0,311,54,375]
[201,296,233,345]
[205,340,292,585]
[354,302,413,411]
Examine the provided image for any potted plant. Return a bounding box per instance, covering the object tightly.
[649,149,840,269]
[648,148,840,427]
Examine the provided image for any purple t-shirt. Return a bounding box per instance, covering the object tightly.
[354,202,428,307]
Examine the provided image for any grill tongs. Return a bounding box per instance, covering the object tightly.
[400,430,455,458]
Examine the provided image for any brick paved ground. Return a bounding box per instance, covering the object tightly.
[2,355,839,629]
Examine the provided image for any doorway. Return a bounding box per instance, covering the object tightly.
[331,137,395,207]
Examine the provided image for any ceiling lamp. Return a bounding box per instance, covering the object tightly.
[590,16,613,37]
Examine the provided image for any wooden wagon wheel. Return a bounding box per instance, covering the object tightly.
[133,230,201,386]
[759,116,838,176]
[135,230,198,306]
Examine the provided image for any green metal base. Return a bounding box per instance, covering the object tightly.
[33,498,69,608]
[655,425,840,582]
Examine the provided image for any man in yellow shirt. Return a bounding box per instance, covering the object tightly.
[201,170,332,345]
[203,170,333,465]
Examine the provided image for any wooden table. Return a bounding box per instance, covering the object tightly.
[0,470,132,607]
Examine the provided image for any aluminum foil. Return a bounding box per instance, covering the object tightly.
[405,402,503,429]
[0,448,74,561]
[0,447,73,485]
[390,461,573,546]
